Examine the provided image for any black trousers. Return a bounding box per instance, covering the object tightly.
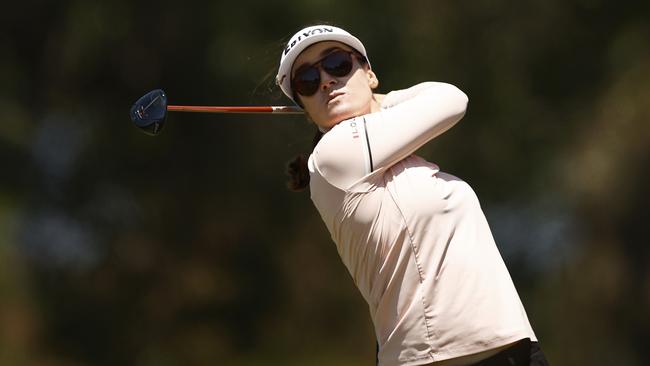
[471,338,549,366]
[375,338,549,366]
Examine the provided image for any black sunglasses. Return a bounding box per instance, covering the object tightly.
[291,49,366,98]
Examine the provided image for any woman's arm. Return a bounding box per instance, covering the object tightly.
[379,82,440,108]
[365,82,468,171]
[312,82,468,190]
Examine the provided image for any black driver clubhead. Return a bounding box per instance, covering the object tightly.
[130,89,168,136]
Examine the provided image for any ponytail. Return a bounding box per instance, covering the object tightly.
[286,127,324,192]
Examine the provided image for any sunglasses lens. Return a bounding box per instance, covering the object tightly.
[292,50,356,97]
[294,67,320,96]
[322,51,353,77]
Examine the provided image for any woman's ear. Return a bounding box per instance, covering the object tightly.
[366,69,379,90]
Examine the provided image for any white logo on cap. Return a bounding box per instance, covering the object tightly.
[284,27,334,55]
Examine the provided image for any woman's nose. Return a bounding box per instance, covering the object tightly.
[320,69,337,91]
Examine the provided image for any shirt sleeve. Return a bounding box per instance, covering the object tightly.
[311,82,468,191]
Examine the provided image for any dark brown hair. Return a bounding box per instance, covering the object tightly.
[286,127,324,191]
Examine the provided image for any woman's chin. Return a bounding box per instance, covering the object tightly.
[326,106,361,125]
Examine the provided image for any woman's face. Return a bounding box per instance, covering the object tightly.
[291,41,379,130]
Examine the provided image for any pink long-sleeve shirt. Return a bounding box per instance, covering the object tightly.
[307,82,536,366]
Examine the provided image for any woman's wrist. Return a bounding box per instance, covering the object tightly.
[381,82,438,108]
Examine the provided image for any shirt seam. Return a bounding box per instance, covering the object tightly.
[385,179,435,346]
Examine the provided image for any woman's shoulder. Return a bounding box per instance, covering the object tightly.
[310,117,376,191]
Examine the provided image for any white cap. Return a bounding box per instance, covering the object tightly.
[276,25,370,103]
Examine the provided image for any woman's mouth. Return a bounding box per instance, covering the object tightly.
[327,91,345,104]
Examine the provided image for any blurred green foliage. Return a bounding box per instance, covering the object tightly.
[1,0,649,365]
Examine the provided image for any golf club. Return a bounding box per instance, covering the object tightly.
[130,89,304,136]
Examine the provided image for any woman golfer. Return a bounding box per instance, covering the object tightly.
[276,25,549,366]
